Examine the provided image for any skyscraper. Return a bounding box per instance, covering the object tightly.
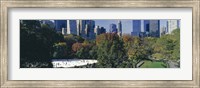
[55,20,67,33]
[149,20,160,37]
[94,26,100,36]
[109,24,117,33]
[167,20,180,34]
[76,20,81,36]
[117,20,122,37]
[94,26,106,36]
[131,20,142,36]
[76,20,86,37]
[67,20,77,35]
[88,20,95,39]
[79,20,87,37]
[76,20,95,39]
[100,27,106,34]
[144,20,150,32]
[85,24,90,38]
[76,20,96,39]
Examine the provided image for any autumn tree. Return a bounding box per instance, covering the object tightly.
[72,43,83,52]
[122,34,147,67]
[75,40,95,59]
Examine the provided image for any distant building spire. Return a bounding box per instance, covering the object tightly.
[117,20,122,37]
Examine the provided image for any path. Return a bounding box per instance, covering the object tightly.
[167,60,179,68]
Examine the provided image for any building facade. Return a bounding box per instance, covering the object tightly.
[167,20,180,34]
[76,20,96,39]
[109,24,117,33]
[94,26,106,37]
[94,26,100,36]
[149,20,160,37]
[131,20,142,37]
[67,20,77,35]
[144,20,150,32]
[88,20,95,39]
[100,27,106,34]
[84,24,90,38]
[55,20,67,33]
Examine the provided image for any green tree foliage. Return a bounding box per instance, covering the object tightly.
[171,29,180,60]
[89,46,98,59]
[96,33,128,68]
[64,34,84,45]
[143,37,157,56]
[20,20,63,68]
[152,29,180,61]
[75,40,96,59]
[53,42,71,59]
[63,34,85,57]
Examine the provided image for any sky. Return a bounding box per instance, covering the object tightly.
[95,20,168,35]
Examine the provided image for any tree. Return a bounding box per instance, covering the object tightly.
[20,20,63,68]
[122,35,147,67]
[171,29,180,61]
[53,42,71,59]
[152,35,173,60]
[75,40,94,59]
[89,46,98,59]
[152,29,180,61]
[96,33,128,68]
[72,42,83,52]
[143,37,157,57]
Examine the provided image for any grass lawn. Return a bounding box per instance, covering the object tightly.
[140,60,167,68]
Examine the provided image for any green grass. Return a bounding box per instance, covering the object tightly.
[140,60,167,68]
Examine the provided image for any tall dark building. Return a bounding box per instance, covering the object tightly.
[100,27,106,34]
[67,20,77,35]
[88,20,95,39]
[55,20,67,32]
[144,20,150,32]
[85,24,90,38]
[143,20,160,37]
[76,20,96,39]
[109,24,117,33]
[94,26,106,36]
[131,20,142,37]
[149,20,160,37]
[54,20,67,33]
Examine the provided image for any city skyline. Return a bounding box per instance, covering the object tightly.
[40,19,180,40]
[95,19,180,34]
[47,19,180,35]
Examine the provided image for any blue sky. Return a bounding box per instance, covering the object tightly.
[95,20,168,35]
